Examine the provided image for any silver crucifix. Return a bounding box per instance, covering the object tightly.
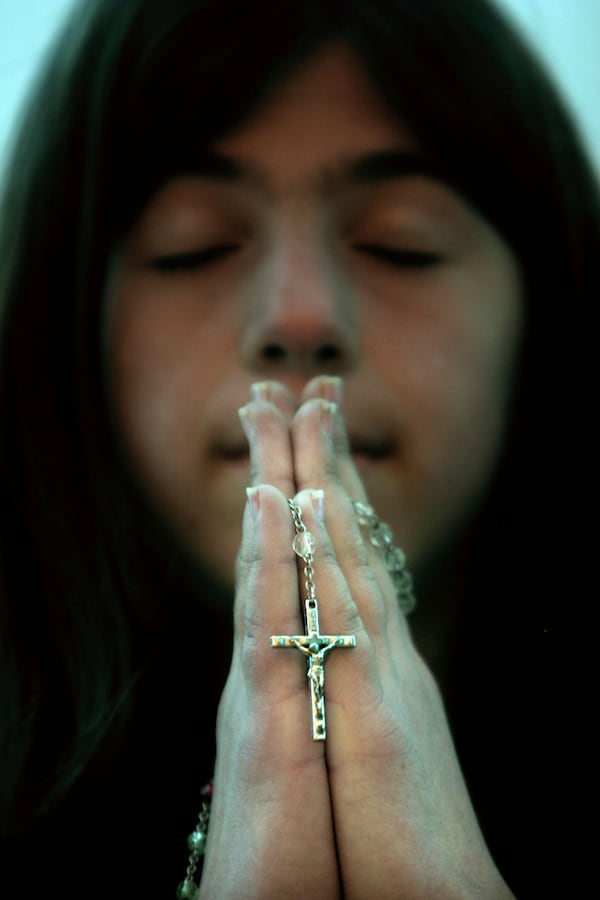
[270,595,355,740]
[270,501,356,741]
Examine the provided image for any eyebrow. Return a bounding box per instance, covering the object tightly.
[169,148,453,194]
[347,150,450,185]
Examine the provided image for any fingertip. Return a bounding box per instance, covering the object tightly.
[245,485,260,522]
[300,375,343,405]
[250,381,274,403]
[292,487,327,534]
[245,483,292,528]
[319,400,337,439]
[238,483,295,582]
[310,488,325,524]
[250,380,296,419]
[238,403,255,442]
[292,395,335,429]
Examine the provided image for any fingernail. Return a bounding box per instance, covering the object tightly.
[251,381,272,403]
[246,486,260,522]
[310,489,325,523]
[320,400,337,438]
[238,404,255,442]
[320,376,343,405]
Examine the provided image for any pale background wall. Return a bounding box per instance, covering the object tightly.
[0,0,599,176]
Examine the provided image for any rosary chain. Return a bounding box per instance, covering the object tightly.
[288,499,316,600]
[176,786,212,899]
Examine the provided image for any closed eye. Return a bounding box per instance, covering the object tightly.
[353,243,442,268]
[151,244,239,272]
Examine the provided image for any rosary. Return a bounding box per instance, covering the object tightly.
[177,493,414,896]
[270,497,356,740]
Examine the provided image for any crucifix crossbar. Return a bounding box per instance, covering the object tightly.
[270,595,356,741]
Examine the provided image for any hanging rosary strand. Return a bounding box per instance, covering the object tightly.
[176,782,212,899]
[269,498,356,741]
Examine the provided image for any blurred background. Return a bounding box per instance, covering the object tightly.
[0,0,599,177]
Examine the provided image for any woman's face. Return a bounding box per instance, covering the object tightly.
[106,43,523,588]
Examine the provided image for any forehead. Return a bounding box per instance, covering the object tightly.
[212,41,417,195]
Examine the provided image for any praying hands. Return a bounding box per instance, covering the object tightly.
[199,377,514,900]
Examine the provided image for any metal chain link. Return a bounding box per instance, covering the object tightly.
[176,787,212,899]
[288,499,316,600]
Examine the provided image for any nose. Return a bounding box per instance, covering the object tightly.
[241,233,359,376]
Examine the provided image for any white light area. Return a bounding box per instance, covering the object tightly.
[0,0,598,177]
[493,0,600,177]
[0,0,78,171]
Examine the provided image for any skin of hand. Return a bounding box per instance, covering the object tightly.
[202,376,515,900]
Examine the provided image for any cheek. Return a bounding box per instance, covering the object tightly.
[431,264,523,464]
[371,294,521,443]
[109,296,191,456]
[105,278,231,512]
[364,260,523,564]
[108,273,235,417]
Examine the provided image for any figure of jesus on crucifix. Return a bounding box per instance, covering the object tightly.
[270,596,356,740]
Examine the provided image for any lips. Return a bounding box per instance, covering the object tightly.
[213,430,394,462]
[213,438,249,461]
[348,433,395,460]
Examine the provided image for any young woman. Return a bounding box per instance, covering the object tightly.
[1,0,597,896]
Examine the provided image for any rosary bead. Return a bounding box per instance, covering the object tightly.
[351,498,417,615]
[352,500,375,525]
[385,545,406,571]
[292,531,316,559]
[176,878,199,899]
[187,829,207,853]
[200,782,213,801]
[371,521,393,548]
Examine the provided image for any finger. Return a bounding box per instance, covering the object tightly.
[292,399,398,632]
[214,483,339,896]
[234,484,298,664]
[239,397,295,499]
[289,487,367,639]
[234,484,326,755]
[299,374,344,406]
[296,382,414,627]
[299,376,369,503]
[287,489,388,724]
[250,379,297,423]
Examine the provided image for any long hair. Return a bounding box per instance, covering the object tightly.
[1,0,598,847]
